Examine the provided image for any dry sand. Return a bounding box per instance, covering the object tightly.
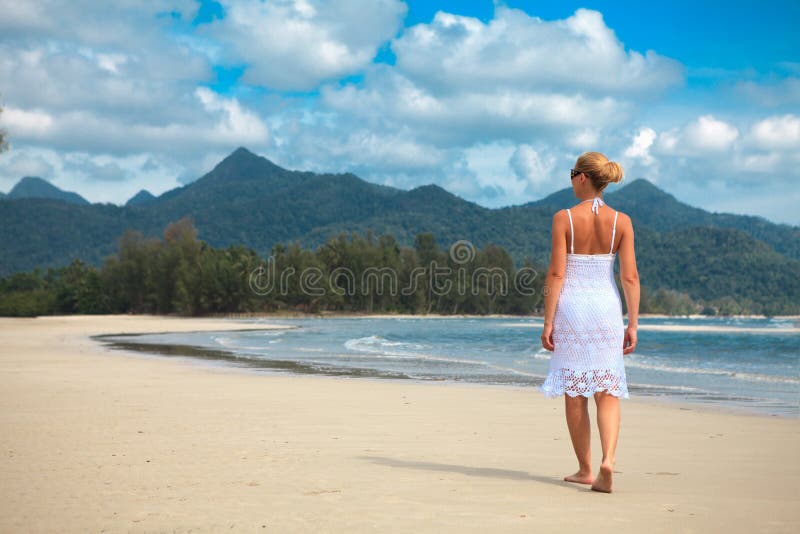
[0,315,797,533]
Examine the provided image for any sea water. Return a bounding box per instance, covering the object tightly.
[95,316,800,418]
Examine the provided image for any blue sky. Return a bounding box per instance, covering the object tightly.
[1,0,798,223]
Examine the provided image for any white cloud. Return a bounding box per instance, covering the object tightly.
[321,65,632,147]
[1,96,268,158]
[391,6,684,96]
[565,128,600,150]
[203,0,407,91]
[1,107,54,136]
[195,87,270,144]
[316,5,681,149]
[746,114,800,151]
[624,127,657,165]
[654,115,739,156]
[510,144,555,189]
[0,0,199,47]
[684,115,739,151]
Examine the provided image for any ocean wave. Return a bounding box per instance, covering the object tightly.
[532,348,551,360]
[482,363,546,379]
[628,382,705,392]
[345,334,427,350]
[624,358,799,384]
[211,335,236,347]
[211,335,276,351]
[343,335,487,366]
[331,351,488,366]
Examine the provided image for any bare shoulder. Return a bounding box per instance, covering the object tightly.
[614,210,633,229]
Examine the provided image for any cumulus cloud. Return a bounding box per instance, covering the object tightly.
[321,64,633,147]
[684,115,739,151]
[654,115,739,156]
[510,144,555,189]
[565,128,601,150]
[1,92,268,157]
[0,0,199,48]
[0,41,209,123]
[316,5,682,150]
[202,0,407,91]
[624,127,657,166]
[1,107,54,137]
[195,87,270,144]
[745,114,800,152]
[391,6,684,96]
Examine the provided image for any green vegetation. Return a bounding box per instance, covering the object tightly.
[0,217,545,317]
[1,217,794,318]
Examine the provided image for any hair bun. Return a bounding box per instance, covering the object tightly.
[603,161,624,184]
[575,151,624,189]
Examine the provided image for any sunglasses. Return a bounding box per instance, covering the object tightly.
[570,169,583,180]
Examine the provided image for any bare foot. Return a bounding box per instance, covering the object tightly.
[591,462,613,493]
[563,469,594,484]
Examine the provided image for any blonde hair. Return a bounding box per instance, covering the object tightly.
[574,151,624,191]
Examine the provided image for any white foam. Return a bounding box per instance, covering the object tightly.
[532,348,551,360]
[624,359,799,384]
[343,336,487,366]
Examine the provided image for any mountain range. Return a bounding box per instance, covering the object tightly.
[1,147,798,312]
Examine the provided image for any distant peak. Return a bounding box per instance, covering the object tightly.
[8,175,89,205]
[620,178,674,196]
[125,189,156,207]
[231,146,255,158]
[192,146,288,186]
[622,178,666,193]
[18,175,50,185]
[220,146,281,168]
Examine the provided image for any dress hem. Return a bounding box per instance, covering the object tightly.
[538,385,630,400]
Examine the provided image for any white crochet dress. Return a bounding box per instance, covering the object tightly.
[539,197,629,399]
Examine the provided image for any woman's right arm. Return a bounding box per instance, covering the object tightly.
[618,214,639,354]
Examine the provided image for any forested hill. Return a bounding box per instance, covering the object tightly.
[1,147,798,313]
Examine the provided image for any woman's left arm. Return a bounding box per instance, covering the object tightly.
[541,211,567,350]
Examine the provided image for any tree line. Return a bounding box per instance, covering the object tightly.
[0,216,780,317]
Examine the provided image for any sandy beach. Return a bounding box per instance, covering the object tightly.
[0,315,797,533]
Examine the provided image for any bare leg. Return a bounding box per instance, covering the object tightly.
[563,394,593,484]
[591,390,620,493]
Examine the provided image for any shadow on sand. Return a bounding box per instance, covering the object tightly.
[357,455,586,490]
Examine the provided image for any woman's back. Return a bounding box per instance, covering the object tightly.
[565,198,620,256]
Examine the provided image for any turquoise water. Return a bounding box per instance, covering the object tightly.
[96,316,800,418]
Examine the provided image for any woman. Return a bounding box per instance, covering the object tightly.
[538,151,640,494]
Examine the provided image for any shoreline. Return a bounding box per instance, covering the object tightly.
[93,329,797,421]
[1,315,798,531]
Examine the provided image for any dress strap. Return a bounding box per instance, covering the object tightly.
[610,210,619,254]
[566,208,574,254]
